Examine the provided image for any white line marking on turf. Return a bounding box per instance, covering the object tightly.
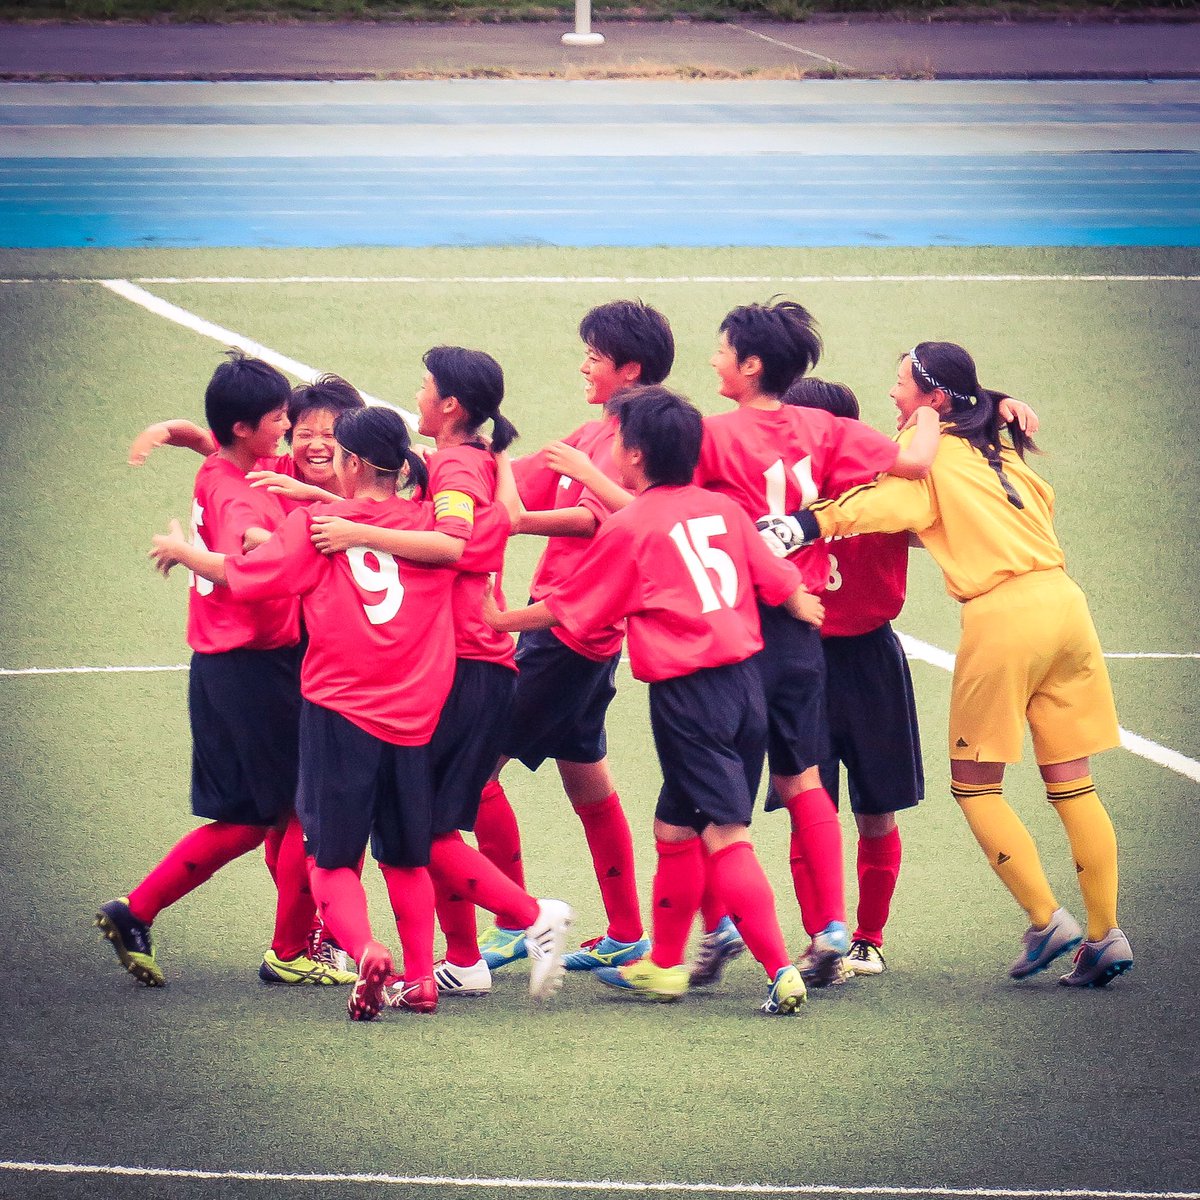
[4,274,1200,286]
[0,665,188,676]
[896,633,1200,786]
[97,279,418,426]
[1104,652,1200,659]
[1,1162,1198,1198]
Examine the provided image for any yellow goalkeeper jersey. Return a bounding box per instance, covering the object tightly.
[809,429,1065,604]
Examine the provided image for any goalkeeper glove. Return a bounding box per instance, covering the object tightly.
[755,513,810,558]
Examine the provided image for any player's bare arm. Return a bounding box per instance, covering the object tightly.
[481,579,556,634]
[247,471,339,505]
[890,405,940,479]
[512,506,597,538]
[544,441,634,513]
[309,513,465,564]
[783,585,824,628]
[128,419,217,466]
[149,518,229,586]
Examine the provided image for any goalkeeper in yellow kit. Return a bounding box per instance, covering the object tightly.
[758,341,1131,988]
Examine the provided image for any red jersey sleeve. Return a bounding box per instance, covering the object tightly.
[815,415,900,502]
[430,445,497,542]
[225,508,327,602]
[544,519,641,644]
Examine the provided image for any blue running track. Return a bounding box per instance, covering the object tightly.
[1,80,1197,248]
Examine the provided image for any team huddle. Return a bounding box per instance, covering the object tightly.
[94,297,1133,1022]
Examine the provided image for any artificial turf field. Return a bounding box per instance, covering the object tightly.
[1,244,1198,1200]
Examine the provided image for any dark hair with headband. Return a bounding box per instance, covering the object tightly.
[333,407,428,494]
[422,346,517,454]
[906,342,1037,509]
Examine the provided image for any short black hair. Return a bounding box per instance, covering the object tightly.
[286,374,365,444]
[579,300,674,386]
[612,385,702,487]
[719,299,822,398]
[205,351,291,447]
[781,376,860,421]
[423,345,518,454]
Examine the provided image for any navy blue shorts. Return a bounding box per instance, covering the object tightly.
[296,700,434,870]
[753,602,831,782]
[651,659,767,833]
[820,622,924,815]
[188,645,301,826]
[429,659,517,835]
[500,625,619,770]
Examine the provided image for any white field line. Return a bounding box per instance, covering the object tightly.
[1,1161,1198,1199]
[3,274,1200,286]
[97,279,418,427]
[896,633,1200,786]
[0,665,188,676]
[28,281,1200,786]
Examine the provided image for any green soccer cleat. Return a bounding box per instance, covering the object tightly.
[95,897,164,987]
[478,923,529,971]
[564,933,650,972]
[595,958,690,1003]
[258,949,358,986]
[762,965,807,1015]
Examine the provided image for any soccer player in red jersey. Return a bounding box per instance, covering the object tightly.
[96,354,355,990]
[150,406,571,1019]
[475,301,674,977]
[306,347,574,1003]
[779,378,921,977]
[129,374,369,973]
[689,300,939,989]
[486,386,825,1016]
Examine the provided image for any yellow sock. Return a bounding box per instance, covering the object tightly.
[1046,776,1118,941]
[952,781,1057,927]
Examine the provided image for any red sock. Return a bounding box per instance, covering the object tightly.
[475,780,525,887]
[650,838,704,969]
[575,792,643,943]
[855,826,902,947]
[270,814,315,961]
[378,863,435,982]
[784,787,845,932]
[263,825,283,882]
[309,865,374,964]
[697,849,727,935]
[430,831,538,947]
[787,841,822,938]
[127,822,266,924]
[434,874,481,967]
[707,841,790,979]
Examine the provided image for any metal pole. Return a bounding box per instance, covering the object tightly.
[562,0,605,46]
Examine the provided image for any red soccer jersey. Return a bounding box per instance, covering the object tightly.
[186,455,300,655]
[545,484,803,684]
[513,417,625,661]
[252,453,311,515]
[820,530,910,638]
[428,443,516,671]
[224,496,457,746]
[695,405,899,594]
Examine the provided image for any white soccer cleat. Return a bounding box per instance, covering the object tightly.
[525,898,573,1000]
[433,957,493,996]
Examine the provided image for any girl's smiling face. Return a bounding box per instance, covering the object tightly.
[290,406,339,485]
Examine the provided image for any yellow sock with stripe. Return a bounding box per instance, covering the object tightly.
[952,781,1057,927]
[1046,776,1118,941]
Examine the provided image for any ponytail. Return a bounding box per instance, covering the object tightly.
[908,342,1037,509]
[423,346,518,453]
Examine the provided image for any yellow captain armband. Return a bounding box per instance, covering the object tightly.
[434,489,475,526]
